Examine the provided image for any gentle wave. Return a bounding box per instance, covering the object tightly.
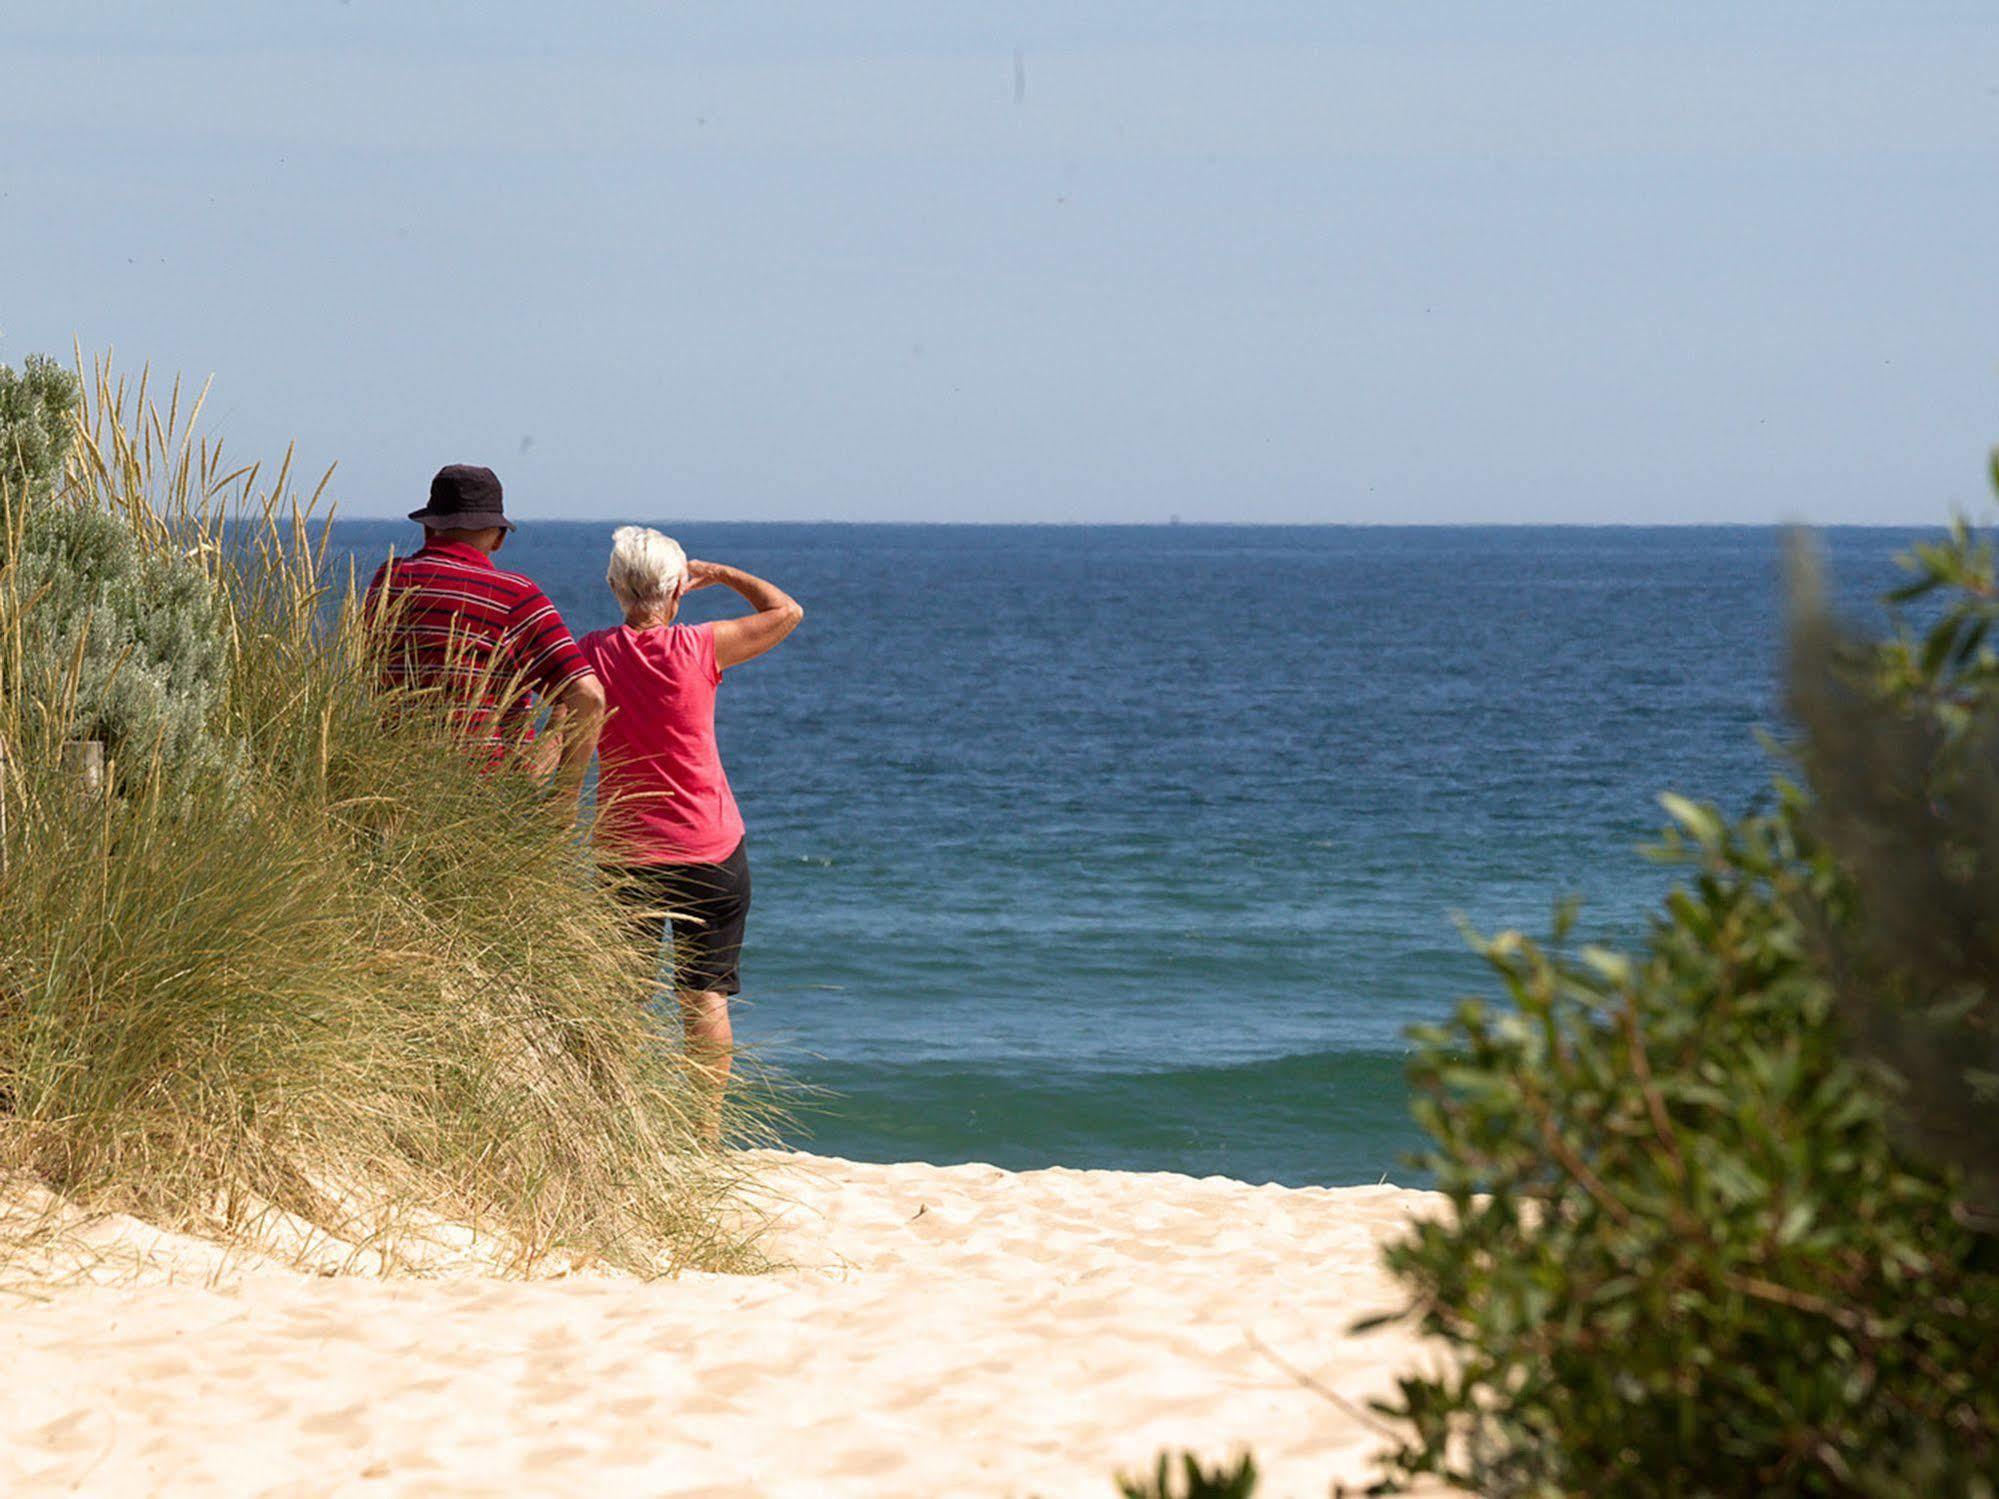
[782,1048,1423,1188]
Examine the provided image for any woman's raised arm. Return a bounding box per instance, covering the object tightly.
[688,561,805,668]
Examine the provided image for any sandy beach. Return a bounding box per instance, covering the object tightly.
[1,1153,1445,1498]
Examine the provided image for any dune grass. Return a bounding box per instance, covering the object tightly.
[0,355,774,1276]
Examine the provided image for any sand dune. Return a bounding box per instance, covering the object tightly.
[1,1154,1446,1497]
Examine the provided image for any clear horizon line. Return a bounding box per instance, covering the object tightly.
[322,516,1947,530]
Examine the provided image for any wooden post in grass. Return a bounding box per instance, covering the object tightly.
[60,739,106,797]
[0,738,106,877]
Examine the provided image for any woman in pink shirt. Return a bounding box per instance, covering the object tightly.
[580,527,804,1129]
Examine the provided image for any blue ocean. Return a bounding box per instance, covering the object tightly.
[328,522,1923,1187]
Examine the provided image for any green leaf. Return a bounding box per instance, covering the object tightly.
[1658,792,1723,849]
[1579,946,1632,985]
[1920,619,1960,677]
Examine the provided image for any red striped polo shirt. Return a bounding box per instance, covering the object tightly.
[364,538,593,751]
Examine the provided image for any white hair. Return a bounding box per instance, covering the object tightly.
[606,525,688,610]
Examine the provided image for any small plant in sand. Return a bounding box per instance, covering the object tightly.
[1116,1452,1259,1499]
[0,352,773,1277]
[1365,503,1999,1494]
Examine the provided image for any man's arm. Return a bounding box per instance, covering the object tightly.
[688,561,805,668]
[537,673,606,804]
[506,586,604,805]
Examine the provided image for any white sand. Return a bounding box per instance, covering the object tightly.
[0,1154,1447,1497]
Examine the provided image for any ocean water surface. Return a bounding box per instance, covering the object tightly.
[327,522,1925,1187]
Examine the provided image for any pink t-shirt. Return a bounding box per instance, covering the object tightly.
[580,622,746,865]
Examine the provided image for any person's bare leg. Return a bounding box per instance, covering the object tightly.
[677,988,733,1141]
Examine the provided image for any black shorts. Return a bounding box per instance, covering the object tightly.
[607,838,752,996]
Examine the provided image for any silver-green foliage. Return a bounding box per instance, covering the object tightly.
[0,353,77,505]
[0,356,237,781]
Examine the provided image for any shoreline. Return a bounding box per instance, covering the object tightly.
[2,1151,1446,1496]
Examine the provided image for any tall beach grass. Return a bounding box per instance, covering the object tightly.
[0,355,772,1276]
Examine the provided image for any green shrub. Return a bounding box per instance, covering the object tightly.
[0,352,77,505]
[2,499,238,783]
[2,356,237,785]
[0,356,772,1276]
[1366,512,1999,1495]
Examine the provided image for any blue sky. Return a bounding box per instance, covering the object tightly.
[3,2,1995,523]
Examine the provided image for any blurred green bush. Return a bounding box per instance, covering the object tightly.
[1369,501,1999,1495]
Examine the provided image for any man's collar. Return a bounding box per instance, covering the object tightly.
[418,537,499,570]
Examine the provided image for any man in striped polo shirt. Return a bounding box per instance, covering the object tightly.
[366,464,605,802]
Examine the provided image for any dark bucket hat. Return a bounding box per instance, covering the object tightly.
[409,464,516,532]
